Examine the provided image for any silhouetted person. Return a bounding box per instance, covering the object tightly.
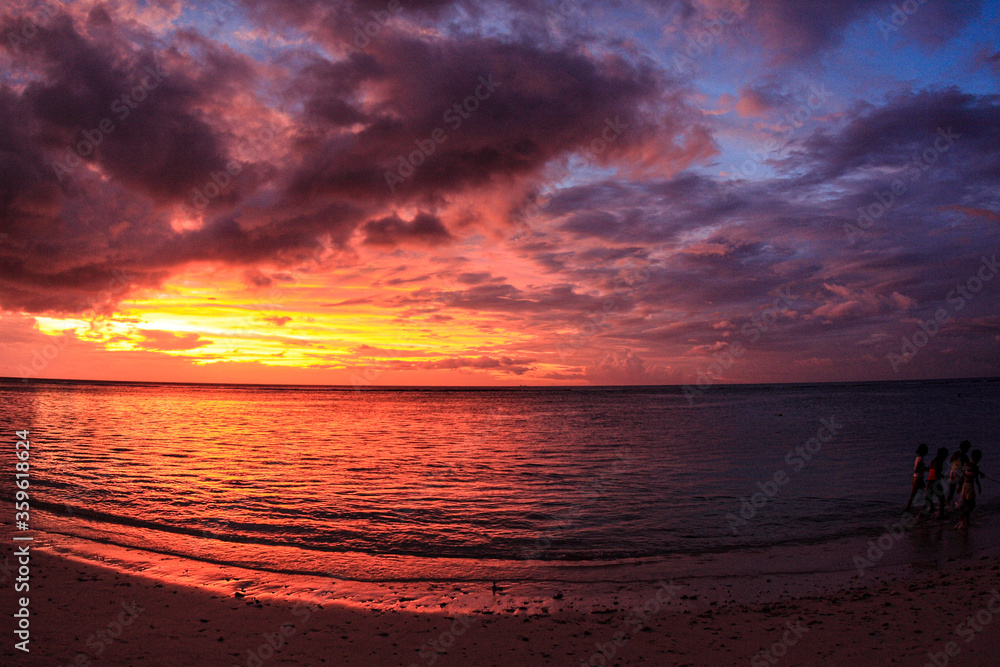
[946,440,971,505]
[955,450,983,529]
[905,444,929,511]
[922,447,948,518]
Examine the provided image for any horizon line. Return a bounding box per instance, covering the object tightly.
[2,375,998,390]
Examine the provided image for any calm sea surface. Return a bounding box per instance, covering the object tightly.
[2,378,998,583]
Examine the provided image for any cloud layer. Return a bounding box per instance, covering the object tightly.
[0,0,997,384]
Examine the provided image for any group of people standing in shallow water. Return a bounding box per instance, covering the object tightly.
[906,440,985,529]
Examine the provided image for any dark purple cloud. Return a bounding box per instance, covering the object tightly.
[362,212,453,246]
[718,0,986,62]
[287,35,709,202]
[0,3,714,314]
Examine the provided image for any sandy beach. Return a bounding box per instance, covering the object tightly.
[4,541,999,667]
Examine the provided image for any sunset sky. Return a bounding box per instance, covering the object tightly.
[1,0,998,385]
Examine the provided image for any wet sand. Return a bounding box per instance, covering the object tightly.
[4,543,1000,667]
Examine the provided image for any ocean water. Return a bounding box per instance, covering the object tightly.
[2,377,998,587]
